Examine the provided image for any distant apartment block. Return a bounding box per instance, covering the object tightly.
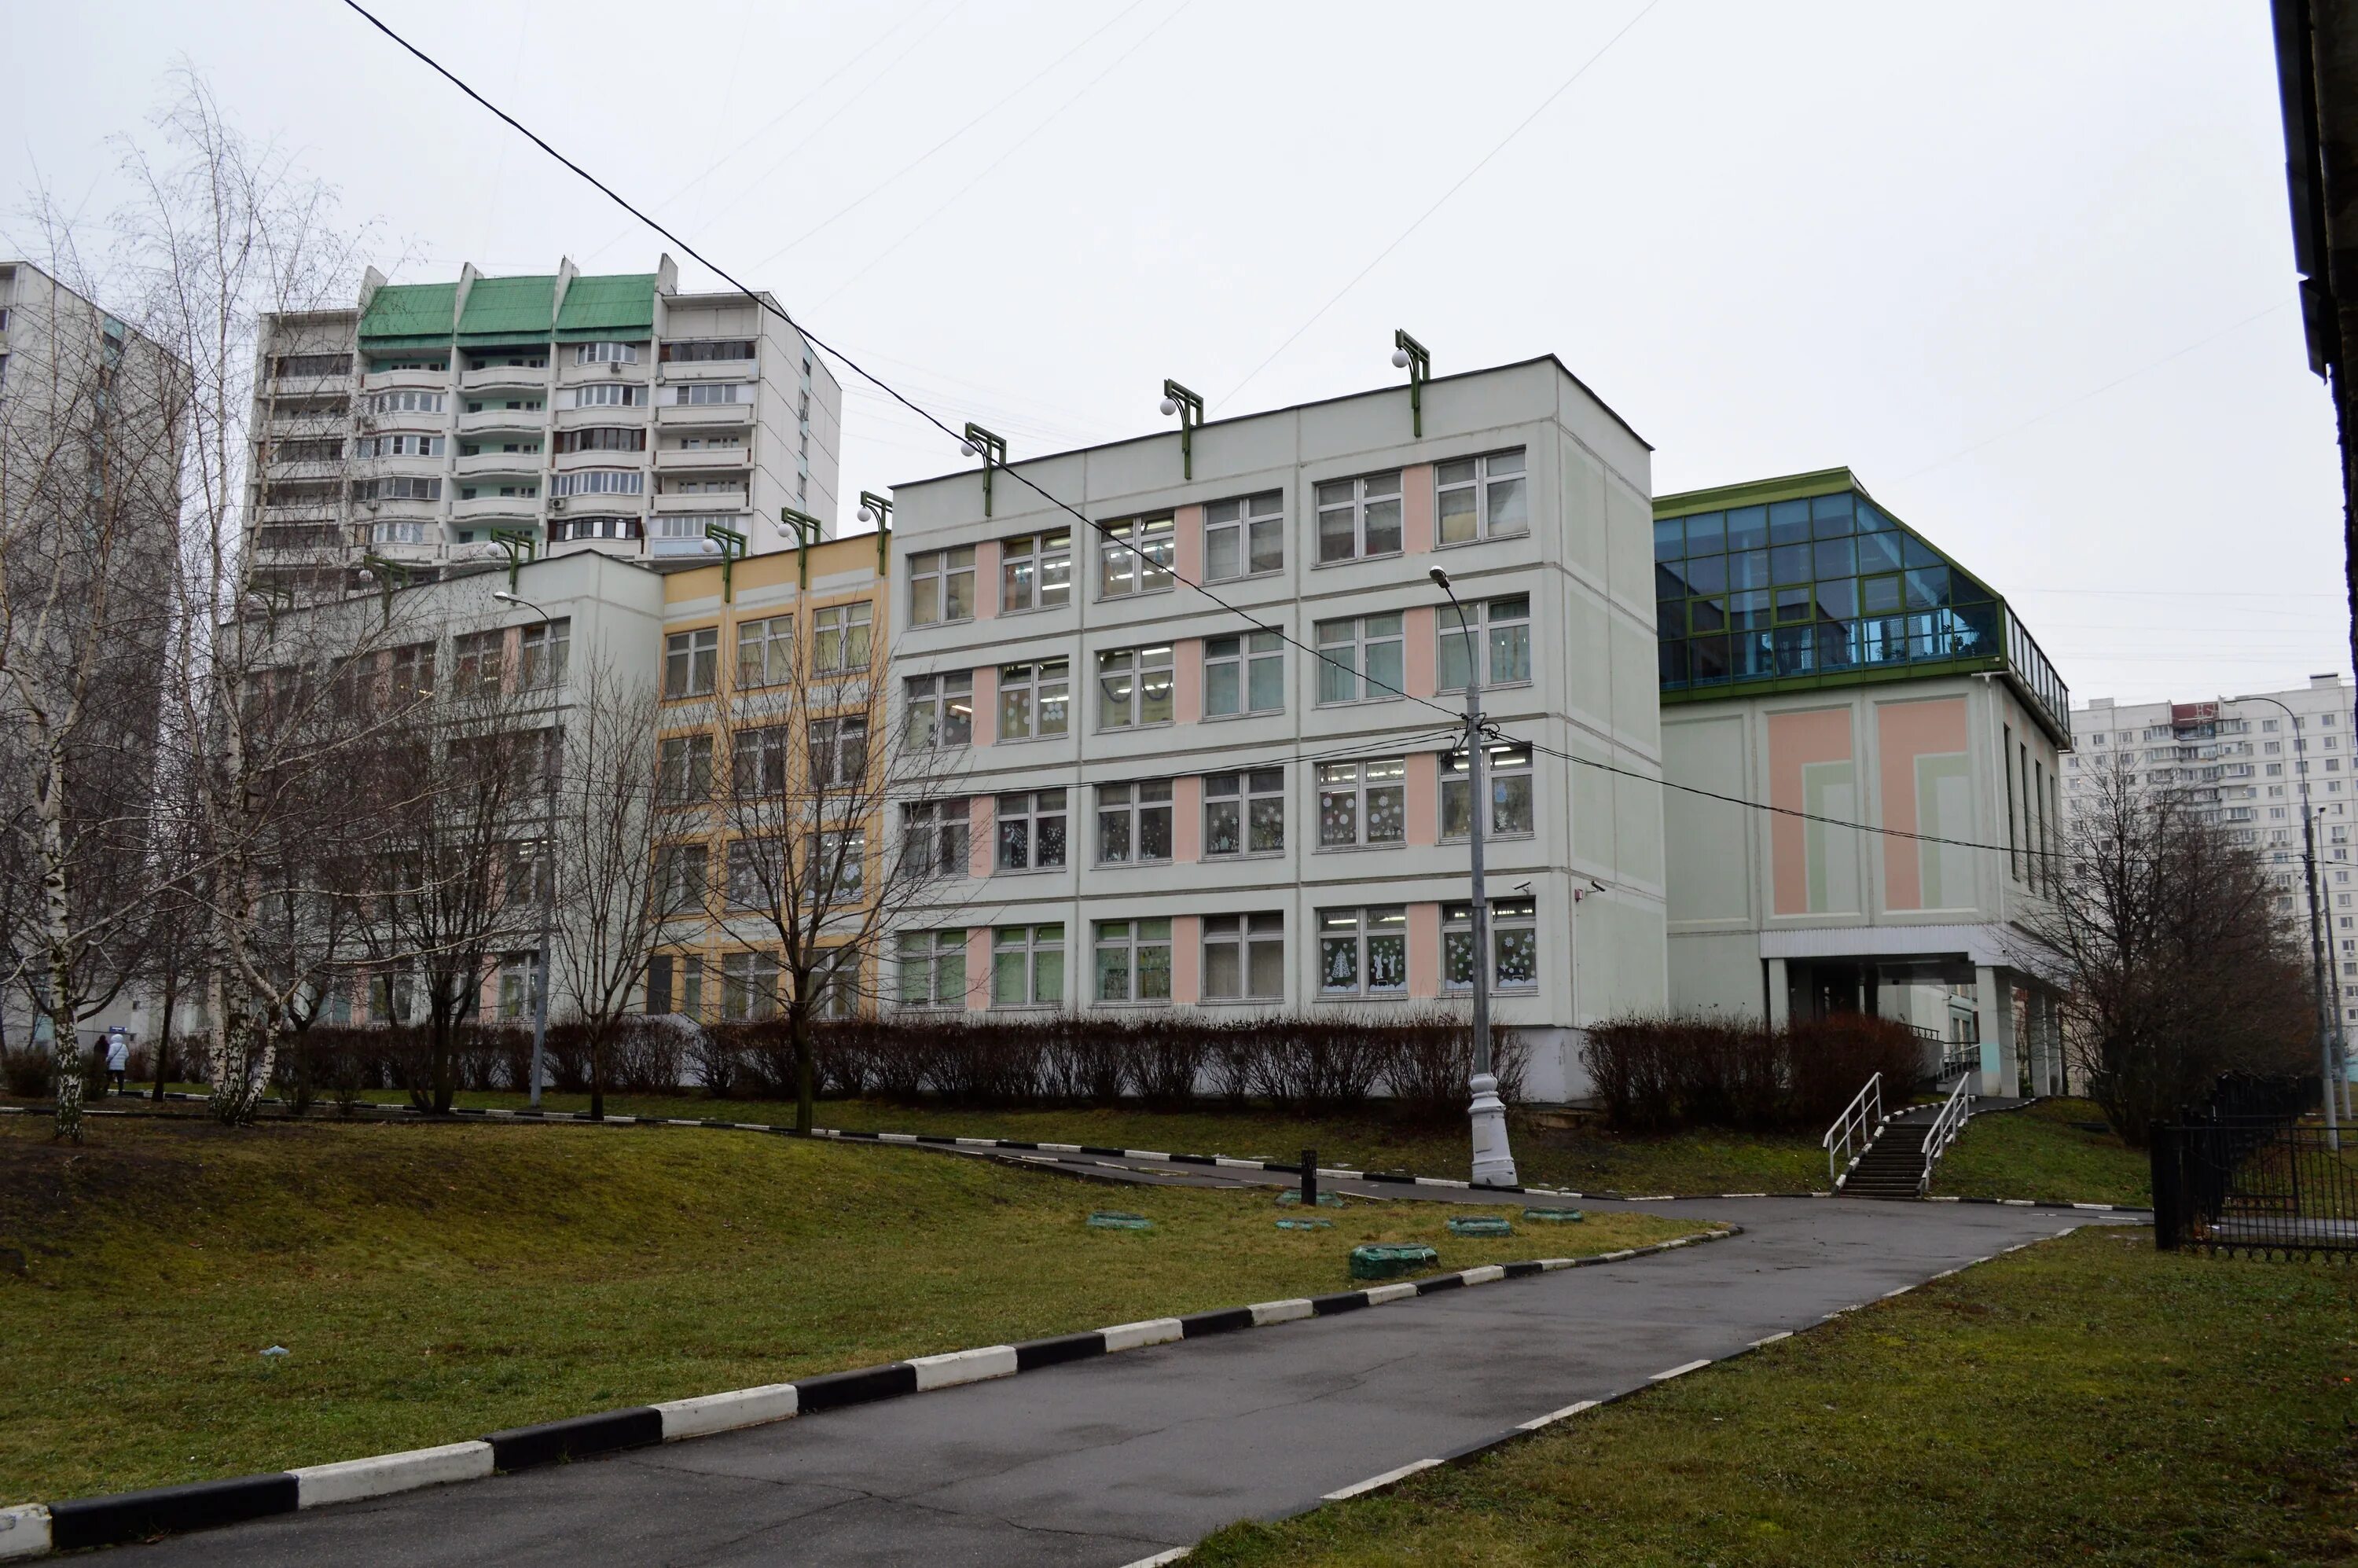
[248,255,843,597]
[2068,674,2358,1026]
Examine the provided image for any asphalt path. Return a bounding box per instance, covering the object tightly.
[112,1173,2130,1568]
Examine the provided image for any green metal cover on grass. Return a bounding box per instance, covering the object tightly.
[1349,1243,1438,1280]
[1446,1217,1513,1237]
[357,281,459,350]
[555,273,658,342]
[457,274,558,346]
[1087,1211,1152,1231]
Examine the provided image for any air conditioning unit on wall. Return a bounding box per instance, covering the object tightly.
[609,362,623,376]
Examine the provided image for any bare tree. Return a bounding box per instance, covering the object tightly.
[703,593,966,1132]
[549,656,665,1120]
[2022,762,2313,1144]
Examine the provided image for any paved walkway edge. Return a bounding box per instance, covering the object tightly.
[0,1228,1738,1561]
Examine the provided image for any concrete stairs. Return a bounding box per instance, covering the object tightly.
[1838,1107,1944,1199]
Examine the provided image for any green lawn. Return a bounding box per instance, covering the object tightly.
[0,1117,1701,1504]
[1931,1096,2150,1206]
[1192,1227,2358,1567]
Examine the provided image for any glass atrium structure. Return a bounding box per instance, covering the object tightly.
[1655,468,2067,733]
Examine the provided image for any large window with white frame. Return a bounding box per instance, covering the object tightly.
[1314,470,1402,564]
[1096,780,1173,865]
[813,600,872,674]
[1205,632,1284,717]
[571,383,645,408]
[354,434,443,458]
[1436,448,1528,545]
[808,830,865,900]
[1317,759,1406,848]
[901,799,970,877]
[997,659,1069,740]
[904,671,973,750]
[1440,742,1535,839]
[657,735,712,804]
[720,949,779,1020]
[521,619,571,688]
[662,339,757,363]
[1315,614,1404,705]
[1205,491,1284,580]
[1318,907,1406,996]
[809,717,867,787]
[1097,514,1174,598]
[992,924,1064,1006]
[1093,919,1172,1003]
[653,843,707,912]
[1438,595,1531,690]
[896,930,967,1007]
[1096,644,1174,729]
[671,382,748,406]
[351,476,442,504]
[366,389,444,417]
[663,628,718,698]
[732,725,789,797]
[1205,768,1285,857]
[552,516,641,542]
[1444,898,1539,991]
[996,789,1068,872]
[551,469,644,498]
[1000,530,1071,611]
[1203,913,1284,1001]
[909,547,975,626]
[575,340,641,365]
[736,614,794,688]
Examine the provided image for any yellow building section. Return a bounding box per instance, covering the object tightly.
[649,531,892,1023]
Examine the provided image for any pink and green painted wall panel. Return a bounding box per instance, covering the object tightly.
[1767,707,1860,916]
[1875,696,1974,912]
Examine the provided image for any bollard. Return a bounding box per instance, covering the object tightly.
[1301,1148,1318,1210]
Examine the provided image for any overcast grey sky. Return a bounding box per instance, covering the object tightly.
[8,1,2342,706]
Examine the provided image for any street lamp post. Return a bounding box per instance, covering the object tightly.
[1431,566,1517,1188]
[2231,693,2341,1149]
[495,589,558,1111]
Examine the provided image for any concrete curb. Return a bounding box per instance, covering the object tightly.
[6,1097,2150,1214]
[0,1226,1736,1559]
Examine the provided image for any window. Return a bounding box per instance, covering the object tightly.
[1000,531,1071,611]
[1317,759,1407,848]
[733,725,789,797]
[1205,492,1284,580]
[811,947,861,1019]
[553,427,645,454]
[664,628,718,698]
[909,547,976,626]
[276,352,352,378]
[1098,514,1175,598]
[724,841,771,909]
[897,931,967,1007]
[1203,913,1284,1001]
[662,339,757,362]
[550,516,642,542]
[1205,632,1284,717]
[1436,448,1528,545]
[1442,743,1535,838]
[575,340,640,364]
[1097,780,1173,864]
[992,924,1065,1006]
[1206,769,1285,857]
[666,383,746,408]
[498,953,540,1022]
[387,643,435,707]
[654,843,708,912]
[997,659,1070,740]
[996,789,1068,871]
[1316,615,1405,703]
[353,434,441,458]
[1319,907,1406,995]
[1445,898,1539,991]
[658,735,713,803]
[736,614,793,687]
[351,476,442,503]
[453,630,504,696]
[644,953,702,1015]
[720,950,780,1021]
[905,672,974,750]
[808,831,865,901]
[1438,595,1532,689]
[571,383,645,408]
[521,619,570,688]
[810,717,868,788]
[365,389,443,416]
[1315,470,1403,563]
[1094,920,1172,1003]
[1097,644,1175,728]
[901,800,970,876]
[551,469,644,497]
[813,600,872,673]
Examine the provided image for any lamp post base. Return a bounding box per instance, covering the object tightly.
[1468,1073,1519,1188]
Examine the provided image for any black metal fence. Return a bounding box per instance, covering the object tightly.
[2152,1075,2358,1258]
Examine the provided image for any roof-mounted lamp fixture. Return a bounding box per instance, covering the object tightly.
[1159,379,1204,480]
[355,553,410,625]
[960,422,1006,517]
[489,527,537,593]
[857,491,893,572]
[1392,329,1431,439]
[780,506,822,590]
[702,523,748,603]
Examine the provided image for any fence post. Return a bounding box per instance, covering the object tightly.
[1301,1148,1318,1209]
[2150,1124,2180,1250]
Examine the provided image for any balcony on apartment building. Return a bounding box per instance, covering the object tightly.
[362,366,451,395]
[654,445,750,472]
[252,521,356,554]
[458,447,545,479]
[654,485,749,513]
[461,362,553,395]
[459,403,549,435]
[453,493,543,524]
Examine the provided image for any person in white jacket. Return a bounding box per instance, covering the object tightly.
[104,1026,130,1096]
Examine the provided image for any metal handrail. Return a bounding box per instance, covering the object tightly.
[1824,1071,1883,1186]
[1915,1072,1974,1195]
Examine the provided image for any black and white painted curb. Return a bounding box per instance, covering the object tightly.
[1,1099,2150,1214]
[0,1227,1736,1559]
[1111,1225,2098,1568]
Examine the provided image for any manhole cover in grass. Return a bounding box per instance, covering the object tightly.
[1447,1217,1513,1237]
[1350,1243,1438,1280]
[1276,1217,1334,1230]
[1087,1212,1153,1231]
[1276,1190,1344,1207]
[1522,1208,1585,1223]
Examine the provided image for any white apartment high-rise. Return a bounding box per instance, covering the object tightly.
[248,256,843,597]
[2066,674,2358,1027]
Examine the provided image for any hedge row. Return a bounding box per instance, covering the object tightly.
[1578,1012,1930,1133]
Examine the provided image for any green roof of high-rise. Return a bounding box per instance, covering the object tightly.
[455,273,558,345]
[356,281,459,350]
[555,272,657,342]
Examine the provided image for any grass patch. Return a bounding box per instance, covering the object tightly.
[1192,1227,2358,1566]
[1931,1096,2150,1206]
[0,1117,1701,1503]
